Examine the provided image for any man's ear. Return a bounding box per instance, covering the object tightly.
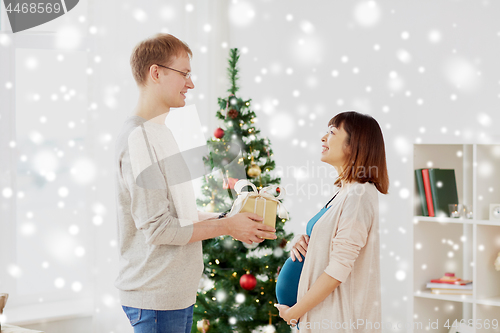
[149,64,161,84]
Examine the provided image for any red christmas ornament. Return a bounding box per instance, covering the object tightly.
[214,127,225,139]
[239,273,257,290]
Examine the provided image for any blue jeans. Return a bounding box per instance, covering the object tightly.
[122,304,194,333]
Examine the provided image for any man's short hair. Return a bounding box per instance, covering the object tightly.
[130,33,192,87]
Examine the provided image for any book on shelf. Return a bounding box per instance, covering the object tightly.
[431,288,472,295]
[426,282,472,290]
[426,273,472,291]
[421,169,435,217]
[415,168,459,218]
[415,169,429,216]
[429,279,472,285]
[428,169,459,217]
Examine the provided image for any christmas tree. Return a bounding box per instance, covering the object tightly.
[192,49,294,333]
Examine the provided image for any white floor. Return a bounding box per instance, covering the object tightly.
[21,317,92,333]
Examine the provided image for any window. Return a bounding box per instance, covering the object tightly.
[0,0,92,323]
[14,47,90,300]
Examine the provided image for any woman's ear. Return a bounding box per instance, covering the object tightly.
[343,141,352,155]
[344,143,354,166]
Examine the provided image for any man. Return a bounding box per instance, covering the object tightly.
[114,33,276,333]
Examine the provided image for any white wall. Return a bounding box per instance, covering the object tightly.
[224,0,500,328]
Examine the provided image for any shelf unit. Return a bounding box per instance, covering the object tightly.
[411,144,500,333]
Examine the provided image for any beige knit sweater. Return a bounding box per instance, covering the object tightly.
[114,115,205,310]
[296,182,381,333]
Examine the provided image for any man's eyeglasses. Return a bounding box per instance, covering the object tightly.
[155,64,192,79]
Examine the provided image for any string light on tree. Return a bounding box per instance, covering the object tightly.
[235,293,245,303]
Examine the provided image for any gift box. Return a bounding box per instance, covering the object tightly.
[228,180,288,239]
[240,197,277,232]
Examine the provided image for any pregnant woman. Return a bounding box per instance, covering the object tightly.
[275,191,339,307]
[275,111,389,332]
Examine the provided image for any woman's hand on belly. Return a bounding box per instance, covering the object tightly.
[275,304,300,327]
[291,234,309,262]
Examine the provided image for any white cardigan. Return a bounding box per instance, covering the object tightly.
[296,182,381,333]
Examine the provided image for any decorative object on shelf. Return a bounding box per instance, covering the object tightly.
[495,252,500,271]
[239,273,257,290]
[448,204,471,219]
[464,204,473,219]
[430,272,472,285]
[489,203,500,220]
[448,204,462,218]
[227,180,288,239]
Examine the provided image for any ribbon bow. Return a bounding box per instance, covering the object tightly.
[228,180,289,219]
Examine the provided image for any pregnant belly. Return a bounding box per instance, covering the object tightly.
[275,255,305,307]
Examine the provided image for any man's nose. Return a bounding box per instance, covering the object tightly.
[187,77,195,89]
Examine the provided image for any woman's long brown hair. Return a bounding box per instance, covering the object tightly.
[329,111,389,194]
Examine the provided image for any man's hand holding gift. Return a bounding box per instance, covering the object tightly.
[225,212,276,244]
[225,180,288,244]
